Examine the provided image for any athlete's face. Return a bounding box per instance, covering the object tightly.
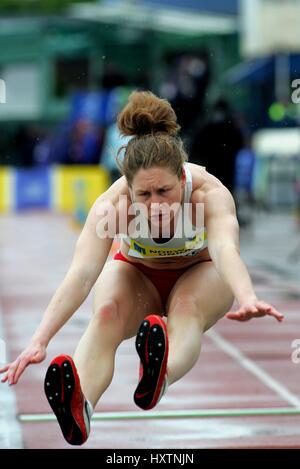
[131,166,186,225]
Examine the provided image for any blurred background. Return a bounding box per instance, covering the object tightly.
[0,0,300,226]
[0,0,300,247]
[1,0,300,450]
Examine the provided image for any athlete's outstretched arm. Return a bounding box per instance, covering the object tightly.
[202,187,284,323]
[0,197,114,385]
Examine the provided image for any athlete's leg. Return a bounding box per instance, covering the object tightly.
[73,259,162,407]
[165,261,234,385]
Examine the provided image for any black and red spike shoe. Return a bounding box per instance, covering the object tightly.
[44,355,92,445]
[134,314,169,410]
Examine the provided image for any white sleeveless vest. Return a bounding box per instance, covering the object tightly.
[122,164,208,259]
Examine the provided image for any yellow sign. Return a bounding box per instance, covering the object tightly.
[53,165,110,213]
[0,168,11,212]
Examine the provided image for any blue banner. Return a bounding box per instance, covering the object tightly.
[15,168,51,210]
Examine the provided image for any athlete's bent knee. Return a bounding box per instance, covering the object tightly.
[93,299,120,327]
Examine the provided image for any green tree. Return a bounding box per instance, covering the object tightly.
[0,0,99,14]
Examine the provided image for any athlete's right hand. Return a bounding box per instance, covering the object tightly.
[0,342,47,385]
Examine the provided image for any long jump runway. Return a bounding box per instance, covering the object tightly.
[1,212,300,449]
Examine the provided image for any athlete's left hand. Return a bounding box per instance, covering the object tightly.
[226,300,284,322]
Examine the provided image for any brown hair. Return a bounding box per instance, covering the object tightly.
[116,91,188,186]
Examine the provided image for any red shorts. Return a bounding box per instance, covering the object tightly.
[113,250,201,311]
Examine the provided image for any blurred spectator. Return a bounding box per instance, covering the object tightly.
[160,52,210,136]
[234,144,256,195]
[101,122,131,183]
[66,119,101,165]
[189,98,245,193]
[234,142,256,227]
[45,119,102,166]
[33,131,52,166]
[99,85,133,182]
[47,122,71,165]
[11,125,37,167]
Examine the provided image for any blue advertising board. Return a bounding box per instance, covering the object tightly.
[15,167,51,210]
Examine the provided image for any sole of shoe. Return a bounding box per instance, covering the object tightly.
[44,355,89,445]
[134,315,168,410]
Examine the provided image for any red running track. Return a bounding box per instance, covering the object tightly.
[1,212,300,449]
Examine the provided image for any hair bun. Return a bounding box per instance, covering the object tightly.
[117,90,180,137]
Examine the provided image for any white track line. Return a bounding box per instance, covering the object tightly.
[208,329,300,408]
[18,407,300,423]
[0,302,23,448]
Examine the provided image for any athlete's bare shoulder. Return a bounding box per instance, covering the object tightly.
[187,162,220,189]
[188,162,224,204]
